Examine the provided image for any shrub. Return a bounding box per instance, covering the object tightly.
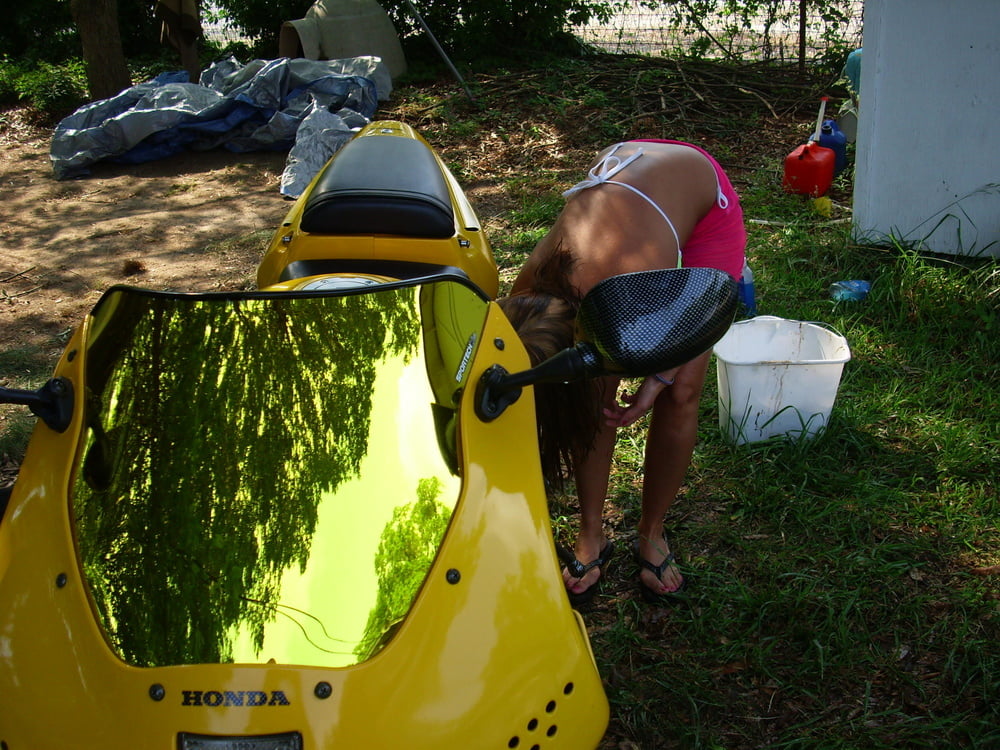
[13,60,88,118]
[0,58,26,106]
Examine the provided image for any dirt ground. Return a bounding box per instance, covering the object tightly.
[0,106,521,358]
[0,108,295,360]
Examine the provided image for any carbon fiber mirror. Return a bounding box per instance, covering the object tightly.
[476,268,738,421]
[577,267,738,375]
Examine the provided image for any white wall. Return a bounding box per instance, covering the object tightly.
[853,0,1000,257]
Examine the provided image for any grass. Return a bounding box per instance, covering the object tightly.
[582,233,1000,748]
[609,229,998,747]
[0,345,54,461]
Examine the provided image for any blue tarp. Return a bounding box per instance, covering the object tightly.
[50,57,382,195]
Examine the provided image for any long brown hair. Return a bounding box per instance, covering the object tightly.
[497,245,604,491]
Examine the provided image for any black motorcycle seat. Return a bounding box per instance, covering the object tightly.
[301,135,456,238]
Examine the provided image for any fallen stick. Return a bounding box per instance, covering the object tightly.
[0,267,37,284]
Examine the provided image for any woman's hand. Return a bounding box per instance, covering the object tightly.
[603,369,678,428]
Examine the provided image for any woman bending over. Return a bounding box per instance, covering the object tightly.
[498,139,746,605]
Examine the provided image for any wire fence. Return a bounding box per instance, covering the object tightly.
[205,1,864,65]
[574,1,863,62]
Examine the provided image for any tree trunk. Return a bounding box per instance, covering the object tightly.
[70,0,132,101]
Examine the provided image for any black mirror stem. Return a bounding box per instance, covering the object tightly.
[0,378,74,433]
[474,344,603,423]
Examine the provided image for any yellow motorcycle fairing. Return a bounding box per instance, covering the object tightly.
[0,280,607,749]
[257,121,499,300]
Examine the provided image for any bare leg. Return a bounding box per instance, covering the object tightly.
[563,376,619,595]
[637,350,711,594]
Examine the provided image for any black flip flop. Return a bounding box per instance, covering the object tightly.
[633,539,688,604]
[557,541,615,608]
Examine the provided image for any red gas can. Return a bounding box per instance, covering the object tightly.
[782,141,835,197]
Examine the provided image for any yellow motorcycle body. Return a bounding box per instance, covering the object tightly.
[0,121,608,749]
[0,282,608,749]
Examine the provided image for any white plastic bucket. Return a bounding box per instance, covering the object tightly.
[714,315,851,444]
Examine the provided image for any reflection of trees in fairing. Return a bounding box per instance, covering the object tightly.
[74,290,419,667]
[354,476,452,661]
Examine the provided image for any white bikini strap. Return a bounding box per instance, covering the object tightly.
[714,173,729,209]
[562,143,641,197]
[562,144,682,254]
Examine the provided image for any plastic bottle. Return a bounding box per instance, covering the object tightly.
[819,119,847,175]
[829,280,871,301]
[737,261,757,316]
